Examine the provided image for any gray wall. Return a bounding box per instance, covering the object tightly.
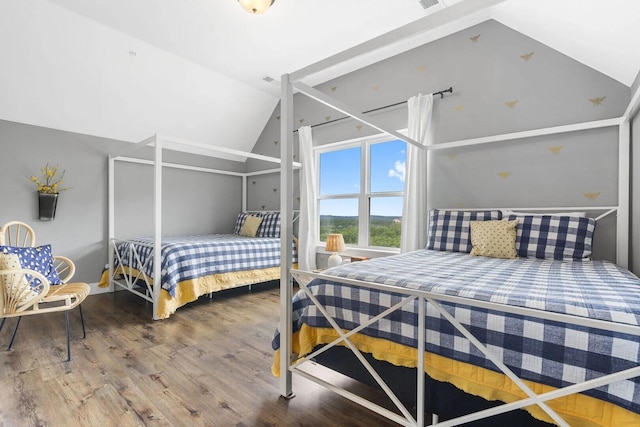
[0,120,245,284]
[251,19,630,263]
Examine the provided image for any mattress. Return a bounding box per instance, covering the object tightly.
[112,234,297,296]
[272,249,640,425]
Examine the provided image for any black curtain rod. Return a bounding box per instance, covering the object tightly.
[293,87,453,132]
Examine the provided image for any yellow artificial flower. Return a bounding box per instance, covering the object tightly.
[28,163,70,194]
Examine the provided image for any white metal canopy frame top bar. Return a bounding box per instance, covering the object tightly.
[107,134,300,320]
[277,1,640,422]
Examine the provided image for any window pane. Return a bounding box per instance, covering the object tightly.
[319,147,361,195]
[319,199,358,244]
[369,197,403,248]
[370,140,407,193]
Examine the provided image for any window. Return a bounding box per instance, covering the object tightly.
[318,137,406,249]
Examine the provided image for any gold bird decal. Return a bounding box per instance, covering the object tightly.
[325,116,331,121]
[448,154,457,160]
[454,105,464,112]
[548,146,563,154]
[274,140,279,145]
[331,86,337,92]
[520,52,534,61]
[505,100,518,109]
[276,116,280,121]
[373,85,381,91]
[252,181,256,185]
[356,125,363,130]
[589,96,606,106]
[417,65,427,72]
[498,172,511,179]
[470,34,481,42]
[273,188,278,192]
[584,192,601,200]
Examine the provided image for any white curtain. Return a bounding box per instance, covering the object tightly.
[400,93,434,253]
[297,126,317,270]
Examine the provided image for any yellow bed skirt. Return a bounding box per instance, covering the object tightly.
[272,325,640,427]
[99,265,293,319]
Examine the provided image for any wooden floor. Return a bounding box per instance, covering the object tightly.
[0,282,400,427]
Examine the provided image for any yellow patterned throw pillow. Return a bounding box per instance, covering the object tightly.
[469,220,518,259]
[239,215,263,237]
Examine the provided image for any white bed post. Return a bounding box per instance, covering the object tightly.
[242,175,248,212]
[618,121,630,268]
[153,134,163,320]
[280,73,294,398]
[108,155,116,292]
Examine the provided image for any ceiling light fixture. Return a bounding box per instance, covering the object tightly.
[238,0,275,15]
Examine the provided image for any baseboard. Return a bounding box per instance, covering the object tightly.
[89,282,112,295]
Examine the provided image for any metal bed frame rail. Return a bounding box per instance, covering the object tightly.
[289,269,640,427]
[107,238,155,303]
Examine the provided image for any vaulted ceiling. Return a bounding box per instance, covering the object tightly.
[1,0,639,156]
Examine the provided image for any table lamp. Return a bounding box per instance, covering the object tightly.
[325,233,346,268]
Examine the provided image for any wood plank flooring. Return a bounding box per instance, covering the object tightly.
[0,282,400,427]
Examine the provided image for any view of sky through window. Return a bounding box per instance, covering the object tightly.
[320,140,406,217]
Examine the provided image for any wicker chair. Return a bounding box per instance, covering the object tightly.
[0,221,89,361]
[0,220,35,246]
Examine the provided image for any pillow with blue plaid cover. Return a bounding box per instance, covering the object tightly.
[233,212,251,235]
[427,209,503,253]
[0,244,62,285]
[256,212,280,238]
[233,211,281,238]
[506,214,596,260]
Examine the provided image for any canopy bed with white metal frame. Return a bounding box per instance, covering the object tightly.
[275,8,640,427]
[105,134,301,320]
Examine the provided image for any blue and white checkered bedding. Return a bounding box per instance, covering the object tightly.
[274,249,640,414]
[115,234,297,297]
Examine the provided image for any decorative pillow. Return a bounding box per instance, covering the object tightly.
[239,215,263,237]
[507,215,596,260]
[427,209,503,253]
[256,212,281,238]
[233,212,252,235]
[470,220,518,259]
[0,253,39,304]
[0,245,62,285]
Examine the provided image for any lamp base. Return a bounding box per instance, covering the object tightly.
[327,253,342,268]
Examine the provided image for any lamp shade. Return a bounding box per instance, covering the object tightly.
[238,0,275,14]
[325,234,346,253]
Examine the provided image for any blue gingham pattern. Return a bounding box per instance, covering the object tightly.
[233,212,252,235]
[256,212,280,238]
[233,212,281,237]
[427,209,502,252]
[115,234,297,297]
[0,244,62,285]
[508,214,596,260]
[273,250,640,414]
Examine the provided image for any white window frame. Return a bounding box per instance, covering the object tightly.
[315,132,406,253]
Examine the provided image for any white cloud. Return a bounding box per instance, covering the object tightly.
[388,160,405,182]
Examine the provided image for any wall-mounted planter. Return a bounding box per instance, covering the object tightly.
[38,192,58,221]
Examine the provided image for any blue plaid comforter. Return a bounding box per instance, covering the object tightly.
[273,249,640,414]
[115,234,297,297]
